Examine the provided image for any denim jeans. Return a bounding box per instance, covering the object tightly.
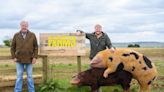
[14,62,35,92]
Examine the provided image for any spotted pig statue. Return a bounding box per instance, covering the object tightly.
[90,48,157,92]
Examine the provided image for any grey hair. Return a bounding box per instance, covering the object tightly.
[20,20,28,25]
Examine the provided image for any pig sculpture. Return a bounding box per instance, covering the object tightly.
[70,67,132,92]
[91,48,157,92]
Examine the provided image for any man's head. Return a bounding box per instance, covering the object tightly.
[94,24,102,35]
[20,21,28,32]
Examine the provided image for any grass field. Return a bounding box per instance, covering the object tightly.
[0,47,164,92]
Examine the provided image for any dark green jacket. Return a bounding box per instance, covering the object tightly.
[10,31,38,64]
[86,32,112,60]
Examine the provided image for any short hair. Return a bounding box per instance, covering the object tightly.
[95,24,102,28]
[20,21,28,26]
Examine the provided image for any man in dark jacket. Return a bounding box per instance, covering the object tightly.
[77,24,114,60]
[77,24,114,92]
[11,21,38,92]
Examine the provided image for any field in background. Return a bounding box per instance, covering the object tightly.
[0,47,164,92]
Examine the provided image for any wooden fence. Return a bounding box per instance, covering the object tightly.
[0,55,82,84]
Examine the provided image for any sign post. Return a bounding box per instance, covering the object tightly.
[77,56,81,73]
[40,33,86,82]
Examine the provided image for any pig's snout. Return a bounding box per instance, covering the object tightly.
[70,76,80,85]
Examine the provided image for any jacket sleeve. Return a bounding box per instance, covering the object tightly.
[76,30,92,39]
[85,33,92,39]
[105,34,112,49]
[10,34,16,59]
[33,34,38,58]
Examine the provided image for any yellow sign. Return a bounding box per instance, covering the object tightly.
[40,33,86,56]
[48,36,76,47]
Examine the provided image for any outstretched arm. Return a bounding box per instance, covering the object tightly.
[76,30,92,39]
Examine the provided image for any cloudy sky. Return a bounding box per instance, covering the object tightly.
[0,0,164,45]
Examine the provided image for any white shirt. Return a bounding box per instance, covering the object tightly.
[21,32,27,39]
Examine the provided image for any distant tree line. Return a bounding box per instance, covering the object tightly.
[3,39,141,48]
[128,44,140,48]
[3,39,11,47]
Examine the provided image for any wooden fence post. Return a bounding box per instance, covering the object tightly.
[77,56,81,73]
[42,55,48,83]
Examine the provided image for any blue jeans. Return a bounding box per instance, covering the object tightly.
[14,62,35,92]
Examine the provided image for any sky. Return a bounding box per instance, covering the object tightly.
[0,0,164,45]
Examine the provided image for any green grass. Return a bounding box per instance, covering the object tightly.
[35,79,164,92]
[154,60,164,76]
[36,62,164,92]
[0,47,164,92]
[0,60,164,92]
[35,79,126,92]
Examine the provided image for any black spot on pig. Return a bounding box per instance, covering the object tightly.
[130,52,139,60]
[116,62,124,71]
[143,56,153,68]
[152,76,156,80]
[148,81,151,85]
[71,68,132,92]
[108,57,113,62]
[139,61,142,64]
[122,53,130,57]
[147,76,156,85]
[142,67,147,70]
[132,66,135,71]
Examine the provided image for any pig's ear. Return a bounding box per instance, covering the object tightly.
[90,56,102,64]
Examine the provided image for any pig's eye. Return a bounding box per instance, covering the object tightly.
[108,57,113,62]
[72,75,77,78]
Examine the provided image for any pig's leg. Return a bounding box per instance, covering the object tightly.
[146,85,150,92]
[138,84,145,92]
[127,88,131,92]
[138,81,151,92]
[141,84,151,92]
[123,88,131,92]
[121,82,131,92]
[138,87,144,92]
[103,67,117,78]
[90,85,100,92]
[145,85,151,92]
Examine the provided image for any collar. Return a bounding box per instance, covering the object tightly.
[93,32,105,38]
[93,32,104,35]
[20,30,29,34]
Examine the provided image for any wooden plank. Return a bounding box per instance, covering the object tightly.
[0,74,42,87]
[40,33,86,56]
[0,55,46,60]
[0,67,42,74]
[0,56,12,60]
[42,55,48,83]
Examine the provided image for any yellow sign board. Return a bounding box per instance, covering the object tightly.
[40,33,86,56]
[48,36,76,47]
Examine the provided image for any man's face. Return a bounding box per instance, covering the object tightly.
[20,21,28,32]
[95,25,102,35]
